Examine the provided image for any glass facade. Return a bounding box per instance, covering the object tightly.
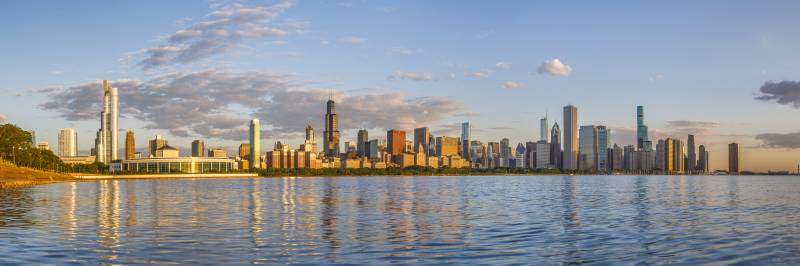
[122,157,236,173]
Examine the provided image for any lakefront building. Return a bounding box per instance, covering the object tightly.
[57,128,77,157]
[563,105,578,170]
[95,80,119,163]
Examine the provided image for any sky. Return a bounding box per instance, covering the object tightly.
[2,0,800,172]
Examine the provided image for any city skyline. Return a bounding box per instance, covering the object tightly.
[2,1,800,171]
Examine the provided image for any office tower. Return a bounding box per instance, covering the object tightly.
[436,136,459,156]
[655,139,665,170]
[414,127,430,155]
[536,141,552,169]
[345,141,357,153]
[29,130,36,148]
[596,126,610,170]
[304,125,317,153]
[515,143,526,168]
[57,128,77,157]
[636,105,649,150]
[612,144,623,170]
[238,143,250,159]
[250,119,261,169]
[578,125,598,170]
[698,145,708,173]
[96,80,119,163]
[461,122,471,160]
[540,117,548,141]
[208,148,227,158]
[323,97,340,158]
[550,123,562,169]
[563,105,578,170]
[357,129,368,156]
[500,138,511,167]
[124,129,135,160]
[387,129,406,156]
[148,135,168,157]
[190,140,204,157]
[365,139,380,160]
[687,134,696,173]
[38,141,50,151]
[525,141,537,168]
[623,145,635,170]
[673,139,685,173]
[486,142,500,168]
[729,142,740,173]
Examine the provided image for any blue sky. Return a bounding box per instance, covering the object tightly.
[2,0,800,171]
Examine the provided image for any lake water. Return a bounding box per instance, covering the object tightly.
[1,175,799,265]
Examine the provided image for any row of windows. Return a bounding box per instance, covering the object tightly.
[122,161,234,173]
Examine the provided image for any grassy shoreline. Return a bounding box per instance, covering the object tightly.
[0,164,77,188]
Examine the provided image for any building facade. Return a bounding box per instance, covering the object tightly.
[563,105,578,170]
[96,80,119,163]
[578,125,598,170]
[192,139,205,157]
[323,98,341,158]
[58,128,77,157]
[249,119,261,169]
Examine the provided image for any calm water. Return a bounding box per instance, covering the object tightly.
[1,175,799,265]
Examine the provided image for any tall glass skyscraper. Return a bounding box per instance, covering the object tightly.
[563,105,578,170]
[323,97,340,158]
[540,117,548,142]
[596,126,610,170]
[578,125,598,170]
[461,122,471,160]
[249,119,261,169]
[57,128,77,157]
[636,105,649,150]
[96,80,118,163]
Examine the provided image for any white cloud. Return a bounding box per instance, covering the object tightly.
[390,71,434,81]
[536,58,572,76]
[495,61,512,70]
[501,81,524,89]
[138,1,296,70]
[337,36,366,45]
[649,74,665,82]
[385,46,420,56]
[0,114,7,123]
[465,69,491,79]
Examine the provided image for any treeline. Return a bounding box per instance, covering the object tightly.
[0,123,107,174]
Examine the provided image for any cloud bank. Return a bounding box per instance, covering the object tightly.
[501,81,524,89]
[38,70,462,141]
[536,58,572,76]
[390,71,433,81]
[138,1,295,70]
[755,80,800,108]
[755,132,800,149]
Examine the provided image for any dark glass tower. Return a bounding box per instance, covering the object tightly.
[323,98,340,158]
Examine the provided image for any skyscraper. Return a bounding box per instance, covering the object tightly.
[192,139,204,157]
[500,138,511,167]
[357,129,369,156]
[323,97,340,158]
[687,134,696,173]
[387,129,406,156]
[698,144,708,173]
[148,135,168,158]
[96,80,118,163]
[303,125,316,153]
[436,136,459,156]
[125,129,135,160]
[596,126,610,170]
[636,105,649,150]
[57,128,77,157]
[250,119,261,169]
[540,117,548,141]
[550,122,562,169]
[239,143,250,158]
[461,122,471,160]
[563,105,578,170]
[414,127,430,155]
[578,125,598,170]
[729,142,740,174]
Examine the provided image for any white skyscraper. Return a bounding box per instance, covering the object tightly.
[249,119,261,169]
[96,80,118,163]
[540,117,548,142]
[58,128,77,157]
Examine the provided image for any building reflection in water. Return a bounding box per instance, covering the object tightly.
[96,180,122,260]
[320,177,339,250]
[61,182,78,241]
[249,178,264,248]
[559,176,579,260]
